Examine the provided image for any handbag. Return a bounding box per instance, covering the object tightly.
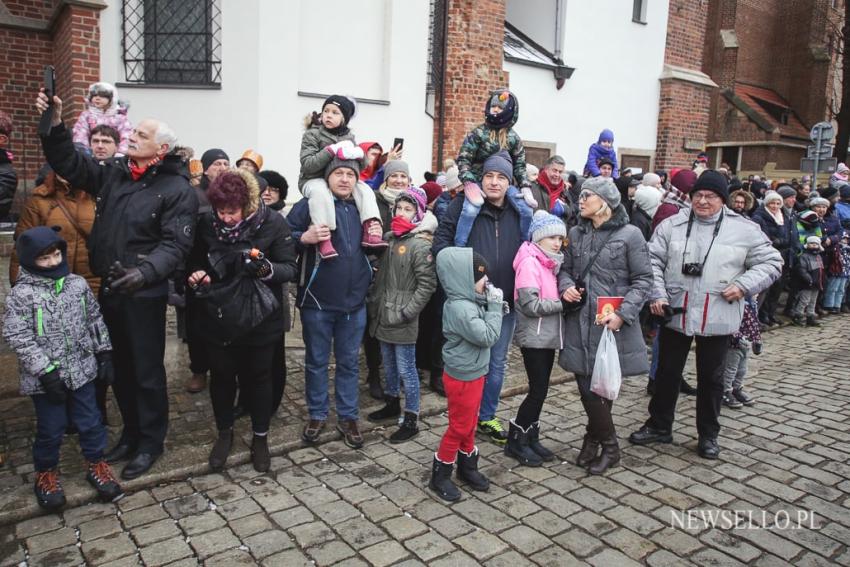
[562,230,615,313]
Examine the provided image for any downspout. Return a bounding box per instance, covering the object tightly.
[554,0,563,60]
[436,0,449,169]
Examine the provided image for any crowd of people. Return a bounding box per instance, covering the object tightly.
[2,80,836,511]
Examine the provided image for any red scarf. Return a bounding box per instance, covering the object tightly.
[391,215,417,237]
[129,155,161,181]
[537,172,565,211]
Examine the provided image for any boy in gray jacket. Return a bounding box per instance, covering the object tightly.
[3,227,123,510]
[430,247,504,501]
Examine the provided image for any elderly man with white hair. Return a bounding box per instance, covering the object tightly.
[36,90,198,480]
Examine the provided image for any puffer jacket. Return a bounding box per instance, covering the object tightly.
[437,247,503,381]
[751,205,793,265]
[297,124,356,190]
[456,122,531,188]
[557,205,652,377]
[3,270,111,395]
[512,241,563,350]
[368,212,438,344]
[649,207,783,336]
[72,86,132,154]
[10,172,99,293]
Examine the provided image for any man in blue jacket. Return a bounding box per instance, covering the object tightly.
[433,151,531,445]
[286,155,378,449]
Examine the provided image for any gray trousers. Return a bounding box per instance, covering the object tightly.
[792,289,819,317]
[722,342,749,393]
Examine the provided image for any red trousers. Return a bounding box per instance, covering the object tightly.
[436,372,484,463]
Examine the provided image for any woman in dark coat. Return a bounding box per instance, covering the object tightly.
[187,169,297,473]
[559,176,652,475]
[751,191,792,325]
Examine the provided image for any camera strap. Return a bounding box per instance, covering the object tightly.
[681,210,724,269]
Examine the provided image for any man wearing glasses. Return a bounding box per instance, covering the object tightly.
[629,170,782,459]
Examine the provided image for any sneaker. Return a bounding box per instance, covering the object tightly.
[86,460,124,502]
[477,419,508,445]
[732,388,755,406]
[34,469,66,510]
[301,419,326,445]
[722,392,743,409]
[337,419,364,449]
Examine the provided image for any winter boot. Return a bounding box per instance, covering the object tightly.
[576,400,600,467]
[86,460,124,502]
[429,456,461,501]
[318,238,339,259]
[34,469,66,510]
[367,396,401,423]
[251,434,271,473]
[504,420,543,467]
[588,400,620,475]
[367,368,384,400]
[429,369,446,397]
[361,218,388,248]
[806,316,821,327]
[791,315,805,326]
[679,380,697,396]
[208,428,233,471]
[456,447,490,491]
[528,422,555,462]
[390,411,419,444]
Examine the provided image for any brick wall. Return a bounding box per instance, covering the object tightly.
[432,0,508,170]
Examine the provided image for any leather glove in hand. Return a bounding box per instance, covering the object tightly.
[110,267,145,293]
[245,257,273,279]
[39,369,66,405]
[96,352,115,385]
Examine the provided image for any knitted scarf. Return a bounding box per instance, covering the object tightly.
[212,203,267,244]
[536,172,565,211]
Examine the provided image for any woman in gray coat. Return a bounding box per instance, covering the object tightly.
[559,176,652,475]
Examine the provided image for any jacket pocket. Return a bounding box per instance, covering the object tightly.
[702,293,745,335]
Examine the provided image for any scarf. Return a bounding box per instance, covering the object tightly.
[768,207,784,226]
[391,215,417,237]
[536,173,565,211]
[536,244,564,274]
[661,185,689,208]
[129,155,161,181]
[212,203,267,243]
[379,184,404,206]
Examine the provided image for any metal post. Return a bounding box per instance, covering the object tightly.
[814,125,821,190]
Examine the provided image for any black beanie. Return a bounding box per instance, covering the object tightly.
[472,251,489,283]
[323,95,356,126]
[820,186,839,201]
[693,170,729,201]
[201,148,229,172]
[16,226,69,280]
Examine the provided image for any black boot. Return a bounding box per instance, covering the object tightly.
[680,381,697,396]
[576,401,600,467]
[389,412,419,444]
[429,456,460,501]
[208,428,233,471]
[588,400,620,475]
[251,434,270,473]
[429,369,446,397]
[806,316,821,327]
[456,447,489,491]
[367,396,400,422]
[528,422,555,462]
[504,420,543,467]
[367,369,384,400]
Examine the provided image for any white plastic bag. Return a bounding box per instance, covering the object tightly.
[591,327,622,400]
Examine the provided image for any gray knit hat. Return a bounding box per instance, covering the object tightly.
[445,165,461,190]
[776,185,797,199]
[384,160,410,179]
[482,150,513,181]
[809,196,830,208]
[528,210,566,242]
[324,156,361,181]
[581,176,621,209]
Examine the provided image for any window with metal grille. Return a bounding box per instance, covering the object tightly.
[122,0,222,86]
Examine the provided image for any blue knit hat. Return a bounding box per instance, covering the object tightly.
[528,210,566,242]
[482,150,513,181]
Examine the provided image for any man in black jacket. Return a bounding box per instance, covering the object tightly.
[36,90,198,479]
[433,150,529,445]
[0,111,17,221]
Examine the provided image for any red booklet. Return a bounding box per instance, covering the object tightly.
[596,296,624,323]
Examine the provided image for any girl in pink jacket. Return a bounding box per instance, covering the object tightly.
[505,210,566,467]
[72,83,132,155]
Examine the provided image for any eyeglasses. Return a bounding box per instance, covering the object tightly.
[262,187,280,193]
[579,190,597,201]
[691,192,721,203]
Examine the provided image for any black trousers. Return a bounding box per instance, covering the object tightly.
[100,293,168,454]
[574,373,602,403]
[647,326,730,439]
[270,336,287,415]
[516,348,555,427]
[363,318,381,376]
[416,292,444,372]
[759,269,786,322]
[207,342,275,433]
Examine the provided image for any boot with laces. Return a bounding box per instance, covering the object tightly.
[34,469,66,510]
[86,460,125,502]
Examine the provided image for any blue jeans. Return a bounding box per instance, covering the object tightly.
[301,306,366,421]
[454,187,532,246]
[824,276,849,308]
[379,342,420,414]
[479,310,516,422]
[32,381,106,471]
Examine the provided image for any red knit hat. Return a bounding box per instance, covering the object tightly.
[671,169,698,194]
[420,181,443,205]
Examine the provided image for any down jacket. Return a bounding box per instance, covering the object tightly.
[512,241,563,350]
[297,124,356,190]
[368,212,438,344]
[558,205,652,377]
[72,83,132,154]
[649,207,783,336]
[3,271,111,395]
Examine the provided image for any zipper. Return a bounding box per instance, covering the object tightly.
[36,307,44,336]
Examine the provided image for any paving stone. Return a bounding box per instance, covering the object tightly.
[699,530,763,563]
[382,515,429,540]
[63,502,117,527]
[163,493,209,519]
[230,512,274,538]
[484,550,528,567]
[251,484,298,513]
[288,520,336,548]
[204,547,256,566]
[335,517,388,549]
[499,525,552,555]
[646,549,695,567]
[79,516,123,542]
[206,483,248,505]
[452,499,516,532]
[243,529,294,558]
[360,497,402,523]
[600,527,657,561]
[269,505,314,529]
[139,536,194,565]
[26,526,77,555]
[586,548,642,567]
[152,482,195,502]
[188,526,240,560]
[131,517,181,546]
[120,504,169,528]
[428,550,480,567]
[313,498,361,525]
[454,528,509,560]
[360,539,411,567]
[404,530,455,562]
[305,540,356,565]
[178,509,226,536]
[553,528,605,557]
[262,547,313,567]
[429,514,477,539]
[217,497,263,521]
[16,515,63,539]
[27,546,85,567]
[80,532,137,566]
[690,547,747,567]
[530,544,584,567]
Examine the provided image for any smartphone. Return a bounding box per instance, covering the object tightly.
[38,65,56,136]
[393,137,404,151]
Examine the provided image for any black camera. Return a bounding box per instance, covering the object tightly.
[682,263,703,277]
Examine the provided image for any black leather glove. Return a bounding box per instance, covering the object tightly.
[245,257,272,279]
[110,266,146,293]
[39,369,66,405]
[752,342,763,356]
[96,352,115,385]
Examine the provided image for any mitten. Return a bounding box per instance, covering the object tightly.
[485,283,504,304]
[463,181,484,207]
[520,186,538,209]
[336,144,364,160]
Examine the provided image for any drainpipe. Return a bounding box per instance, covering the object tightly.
[554,0,563,60]
[436,0,449,169]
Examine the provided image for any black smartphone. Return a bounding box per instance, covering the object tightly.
[38,65,56,136]
[393,137,404,151]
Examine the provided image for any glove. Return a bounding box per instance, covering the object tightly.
[336,144,364,160]
[752,342,763,355]
[463,181,484,207]
[485,283,504,304]
[245,257,273,279]
[39,369,66,405]
[107,261,146,294]
[96,352,115,385]
[520,186,538,209]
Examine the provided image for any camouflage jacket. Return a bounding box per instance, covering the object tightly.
[3,270,111,395]
[456,124,531,188]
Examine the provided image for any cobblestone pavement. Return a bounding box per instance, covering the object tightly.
[1,312,848,566]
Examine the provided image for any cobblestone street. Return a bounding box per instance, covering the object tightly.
[1,311,848,566]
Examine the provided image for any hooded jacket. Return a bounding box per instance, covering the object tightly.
[297,124,356,190]
[437,247,503,381]
[72,83,132,154]
[793,249,824,290]
[649,207,783,336]
[455,105,531,189]
[512,241,563,350]
[3,269,111,396]
[368,212,438,344]
[557,205,652,377]
[584,129,619,178]
[10,172,98,293]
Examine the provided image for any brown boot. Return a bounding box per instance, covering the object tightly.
[185,373,207,393]
[576,400,600,467]
[588,400,620,475]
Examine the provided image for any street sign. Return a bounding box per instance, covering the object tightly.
[801,157,837,173]
[810,121,834,143]
[807,143,834,158]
